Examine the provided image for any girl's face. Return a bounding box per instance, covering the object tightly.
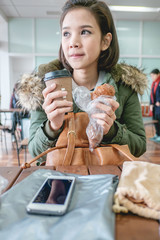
[61,8,110,71]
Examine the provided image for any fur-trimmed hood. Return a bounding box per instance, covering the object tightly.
[17,59,148,111]
[111,63,148,95]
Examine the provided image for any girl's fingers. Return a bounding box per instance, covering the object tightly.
[47,107,73,120]
[95,119,111,135]
[95,113,114,125]
[42,83,57,98]
[91,106,116,121]
[43,99,73,113]
[42,90,68,108]
[104,98,119,111]
[92,112,115,135]
[93,99,119,115]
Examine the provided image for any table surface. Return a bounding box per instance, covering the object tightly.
[0,165,159,240]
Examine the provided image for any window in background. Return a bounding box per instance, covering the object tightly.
[116,21,140,56]
[141,22,160,102]
[7,18,160,105]
[8,18,33,53]
[35,56,57,70]
[141,58,160,76]
[35,19,61,54]
[142,21,160,55]
[10,56,34,90]
[118,57,139,67]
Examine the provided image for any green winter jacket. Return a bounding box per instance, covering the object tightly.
[18,61,148,164]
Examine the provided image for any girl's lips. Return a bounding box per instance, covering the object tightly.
[70,54,84,58]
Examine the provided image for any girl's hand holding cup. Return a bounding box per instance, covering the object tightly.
[42,70,73,131]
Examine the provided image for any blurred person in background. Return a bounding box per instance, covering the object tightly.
[150,68,160,142]
[10,83,30,141]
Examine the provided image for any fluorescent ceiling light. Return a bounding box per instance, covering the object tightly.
[109,6,160,13]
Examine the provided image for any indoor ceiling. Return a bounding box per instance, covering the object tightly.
[0,0,160,21]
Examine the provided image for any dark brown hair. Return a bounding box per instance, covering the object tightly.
[59,0,119,72]
[150,69,159,75]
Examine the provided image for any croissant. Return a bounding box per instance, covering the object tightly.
[91,83,115,100]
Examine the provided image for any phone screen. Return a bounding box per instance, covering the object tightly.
[33,178,73,205]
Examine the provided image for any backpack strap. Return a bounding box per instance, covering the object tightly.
[21,144,67,169]
[62,112,76,165]
[21,112,76,169]
[106,144,138,161]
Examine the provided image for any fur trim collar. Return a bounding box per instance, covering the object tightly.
[111,63,148,95]
[17,60,148,111]
[17,73,45,111]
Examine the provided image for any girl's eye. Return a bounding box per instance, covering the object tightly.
[81,29,91,35]
[63,31,70,37]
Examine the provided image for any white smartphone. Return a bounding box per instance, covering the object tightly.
[26,175,76,216]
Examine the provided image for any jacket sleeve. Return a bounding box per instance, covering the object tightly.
[28,109,62,164]
[102,84,146,157]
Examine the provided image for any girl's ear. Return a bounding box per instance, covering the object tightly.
[101,32,112,51]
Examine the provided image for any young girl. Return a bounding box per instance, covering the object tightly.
[19,0,147,164]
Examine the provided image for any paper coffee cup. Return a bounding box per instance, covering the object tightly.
[44,70,73,105]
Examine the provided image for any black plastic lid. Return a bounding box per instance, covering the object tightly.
[44,70,71,81]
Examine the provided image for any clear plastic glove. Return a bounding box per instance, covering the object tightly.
[72,86,92,111]
[86,118,103,151]
[73,86,116,151]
